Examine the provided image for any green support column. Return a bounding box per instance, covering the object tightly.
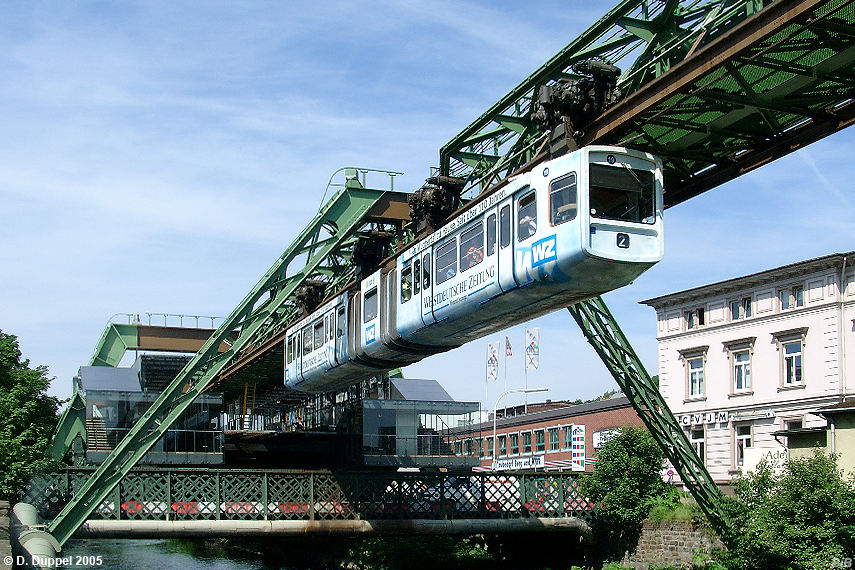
[45,391,87,463]
[567,297,730,538]
[48,183,393,546]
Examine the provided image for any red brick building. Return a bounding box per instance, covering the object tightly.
[451,395,643,472]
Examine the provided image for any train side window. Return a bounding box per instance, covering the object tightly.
[423,253,431,289]
[329,315,335,340]
[302,328,312,355]
[413,259,421,294]
[313,320,324,350]
[401,267,413,303]
[436,239,457,284]
[459,222,484,272]
[364,288,378,322]
[337,308,346,337]
[517,191,537,241]
[286,335,293,364]
[550,173,577,225]
[500,205,511,248]
[486,213,497,256]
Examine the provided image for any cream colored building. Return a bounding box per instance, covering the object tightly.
[642,252,855,482]
[782,400,855,475]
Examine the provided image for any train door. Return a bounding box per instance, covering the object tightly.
[513,185,541,286]
[334,301,347,365]
[497,197,517,291]
[420,250,435,326]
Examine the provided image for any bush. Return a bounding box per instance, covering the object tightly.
[581,424,671,563]
[716,449,855,570]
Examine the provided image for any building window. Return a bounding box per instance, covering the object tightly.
[498,435,507,457]
[454,441,462,456]
[486,436,493,458]
[685,307,705,330]
[523,432,532,454]
[548,428,559,451]
[730,297,752,321]
[689,427,705,462]
[735,424,752,467]
[783,417,804,431]
[535,430,545,452]
[510,433,519,455]
[688,356,705,398]
[782,340,803,385]
[732,349,751,392]
[478,438,484,458]
[562,426,572,450]
[779,285,805,311]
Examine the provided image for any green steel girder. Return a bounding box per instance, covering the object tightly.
[568,297,730,539]
[439,0,764,187]
[48,180,396,547]
[89,323,139,367]
[44,391,87,464]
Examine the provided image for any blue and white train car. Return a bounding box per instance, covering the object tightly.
[285,145,664,393]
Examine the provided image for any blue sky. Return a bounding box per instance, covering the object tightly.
[1,1,853,411]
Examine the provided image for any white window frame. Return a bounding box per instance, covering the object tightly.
[685,307,705,330]
[688,426,705,462]
[734,423,752,468]
[679,346,708,401]
[773,328,807,389]
[723,337,755,396]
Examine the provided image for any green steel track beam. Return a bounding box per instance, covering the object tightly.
[48,182,394,547]
[44,391,86,463]
[440,0,764,186]
[568,297,730,538]
[89,323,138,367]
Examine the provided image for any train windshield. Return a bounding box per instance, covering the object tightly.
[589,163,656,224]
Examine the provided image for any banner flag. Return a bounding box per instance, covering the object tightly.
[486,342,499,382]
[525,327,540,370]
[505,336,512,357]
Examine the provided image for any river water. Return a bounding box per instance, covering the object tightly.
[61,539,277,570]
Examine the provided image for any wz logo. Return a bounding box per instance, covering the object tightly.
[365,324,377,344]
[531,235,557,267]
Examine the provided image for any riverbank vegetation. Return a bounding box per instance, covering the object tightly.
[0,330,61,501]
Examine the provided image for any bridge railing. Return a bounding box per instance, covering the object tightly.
[24,468,595,523]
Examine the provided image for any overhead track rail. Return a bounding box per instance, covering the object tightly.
[440,0,855,206]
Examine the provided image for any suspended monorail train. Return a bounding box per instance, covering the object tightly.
[284,145,664,393]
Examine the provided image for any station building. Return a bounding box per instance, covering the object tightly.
[641,252,855,482]
[451,395,644,472]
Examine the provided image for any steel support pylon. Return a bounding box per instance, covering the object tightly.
[568,297,730,537]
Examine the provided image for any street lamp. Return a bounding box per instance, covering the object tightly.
[492,387,548,469]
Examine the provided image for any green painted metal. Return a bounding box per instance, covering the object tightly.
[440,0,855,206]
[567,297,730,537]
[44,391,87,463]
[48,177,396,546]
[440,0,764,187]
[89,322,139,367]
[27,468,594,524]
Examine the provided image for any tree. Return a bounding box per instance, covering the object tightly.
[717,450,855,570]
[0,330,62,501]
[581,424,670,562]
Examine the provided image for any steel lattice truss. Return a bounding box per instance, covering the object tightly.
[441,0,855,205]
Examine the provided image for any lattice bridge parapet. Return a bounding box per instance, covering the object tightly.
[24,468,595,524]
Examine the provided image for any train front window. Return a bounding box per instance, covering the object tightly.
[436,239,457,284]
[363,288,378,322]
[517,190,536,241]
[589,163,656,224]
[550,173,577,225]
[459,222,484,272]
[401,267,413,303]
